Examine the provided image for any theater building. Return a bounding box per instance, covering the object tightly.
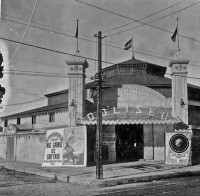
[1,54,200,165]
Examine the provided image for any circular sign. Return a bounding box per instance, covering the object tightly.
[169,134,189,153]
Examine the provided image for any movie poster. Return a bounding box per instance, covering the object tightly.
[42,126,87,167]
[42,129,64,167]
[165,132,192,165]
[62,126,86,166]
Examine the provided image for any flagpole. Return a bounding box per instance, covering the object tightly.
[132,37,134,58]
[76,19,79,53]
[177,17,180,52]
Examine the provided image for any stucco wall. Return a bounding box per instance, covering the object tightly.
[7,119,17,125]
[144,124,174,160]
[48,94,68,106]
[16,133,46,164]
[143,124,153,160]
[33,112,69,129]
[21,116,32,124]
[0,136,6,159]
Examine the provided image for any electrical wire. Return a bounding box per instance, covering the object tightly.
[3,14,200,68]
[75,0,200,42]
[1,74,90,107]
[0,36,114,65]
[0,14,192,59]
[107,1,200,37]
[103,0,187,33]
[1,13,94,40]
[1,97,46,107]
[9,0,38,62]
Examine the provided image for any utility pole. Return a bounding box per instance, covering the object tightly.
[95,31,103,179]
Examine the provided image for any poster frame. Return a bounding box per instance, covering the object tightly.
[42,125,87,167]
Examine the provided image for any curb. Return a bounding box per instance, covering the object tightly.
[96,170,200,188]
[0,163,70,182]
[1,162,200,188]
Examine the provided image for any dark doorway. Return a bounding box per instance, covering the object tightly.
[6,137,15,161]
[116,124,143,162]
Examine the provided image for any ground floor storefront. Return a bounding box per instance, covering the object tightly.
[86,123,174,166]
[3,122,200,166]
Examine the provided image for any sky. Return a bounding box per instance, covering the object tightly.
[0,0,200,117]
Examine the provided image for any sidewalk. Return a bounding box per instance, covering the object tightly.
[0,158,200,188]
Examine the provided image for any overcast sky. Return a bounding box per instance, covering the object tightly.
[0,0,200,117]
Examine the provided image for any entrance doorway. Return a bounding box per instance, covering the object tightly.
[6,137,15,161]
[116,124,143,162]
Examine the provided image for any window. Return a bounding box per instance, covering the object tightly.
[32,115,36,124]
[49,113,55,123]
[17,118,20,125]
[4,120,8,127]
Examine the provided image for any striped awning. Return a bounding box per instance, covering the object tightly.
[80,119,179,125]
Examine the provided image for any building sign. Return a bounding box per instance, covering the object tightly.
[84,106,173,121]
[191,130,200,165]
[68,65,83,74]
[165,132,192,165]
[42,126,87,167]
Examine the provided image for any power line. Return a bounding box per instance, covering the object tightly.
[107,1,200,37]
[103,0,186,33]
[1,17,97,45]
[1,76,87,107]
[4,69,94,78]
[0,14,186,59]
[75,0,200,43]
[1,13,94,40]
[6,89,43,97]
[3,13,200,67]
[1,17,174,59]
[0,36,113,65]
[1,97,46,107]
[9,0,38,62]
[2,34,200,73]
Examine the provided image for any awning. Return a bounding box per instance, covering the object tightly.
[80,119,179,125]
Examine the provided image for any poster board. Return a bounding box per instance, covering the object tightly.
[165,132,192,165]
[42,126,87,167]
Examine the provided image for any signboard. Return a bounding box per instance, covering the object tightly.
[42,129,64,166]
[85,106,173,121]
[42,126,87,167]
[165,132,192,165]
[191,129,200,165]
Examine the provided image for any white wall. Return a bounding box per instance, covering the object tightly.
[16,133,46,163]
[0,136,6,159]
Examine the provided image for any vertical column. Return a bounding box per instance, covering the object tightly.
[169,60,189,125]
[66,55,89,126]
[96,31,103,179]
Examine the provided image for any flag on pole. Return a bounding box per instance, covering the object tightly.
[75,20,78,38]
[171,27,177,42]
[124,38,132,50]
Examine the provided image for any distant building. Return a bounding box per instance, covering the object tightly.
[1,55,200,165]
